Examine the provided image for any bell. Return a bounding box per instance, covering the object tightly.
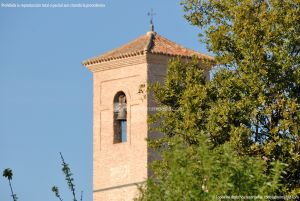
[116,107,127,120]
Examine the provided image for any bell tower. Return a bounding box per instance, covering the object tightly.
[83,30,213,201]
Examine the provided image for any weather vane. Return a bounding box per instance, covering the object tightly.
[147,8,156,32]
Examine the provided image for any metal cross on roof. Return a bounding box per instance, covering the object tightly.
[147,9,156,32]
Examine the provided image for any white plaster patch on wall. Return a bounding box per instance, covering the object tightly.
[110,165,130,182]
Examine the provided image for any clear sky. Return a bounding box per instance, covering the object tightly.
[0,0,209,200]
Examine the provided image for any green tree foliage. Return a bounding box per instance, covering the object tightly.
[137,135,284,201]
[137,59,284,200]
[3,168,18,201]
[180,0,300,195]
[52,152,83,201]
[52,186,63,201]
[138,0,300,198]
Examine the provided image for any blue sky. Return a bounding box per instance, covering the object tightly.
[0,1,209,200]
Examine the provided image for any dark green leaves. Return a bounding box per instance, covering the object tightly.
[2,168,18,201]
[3,168,13,180]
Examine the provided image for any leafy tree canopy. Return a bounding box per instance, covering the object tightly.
[139,0,300,199]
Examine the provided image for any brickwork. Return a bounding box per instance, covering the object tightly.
[83,32,212,201]
[91,56,148,201]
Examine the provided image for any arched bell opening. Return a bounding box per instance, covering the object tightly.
[113,91,127,143]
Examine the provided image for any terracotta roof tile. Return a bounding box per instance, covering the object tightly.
[83,32,214,65]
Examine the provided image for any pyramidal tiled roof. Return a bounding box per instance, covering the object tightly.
[82,31,214,66]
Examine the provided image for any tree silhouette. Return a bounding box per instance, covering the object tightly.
[3,168,18,201]
[52,152,83,201]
